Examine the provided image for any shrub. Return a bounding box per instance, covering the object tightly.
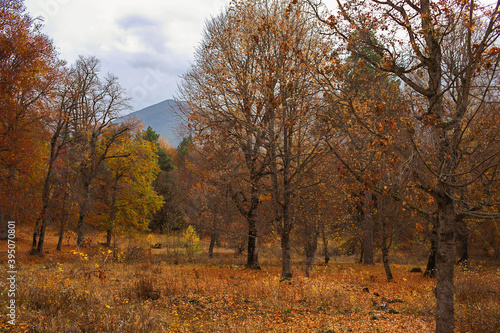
[182,225,200,257]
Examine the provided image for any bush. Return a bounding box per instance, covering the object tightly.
[182,225,200,257]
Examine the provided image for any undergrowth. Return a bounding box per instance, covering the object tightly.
[0,233,498,332]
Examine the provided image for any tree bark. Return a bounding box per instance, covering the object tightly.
[245,184,261,269]
[435,193,456,333]
[246,217,260,269]
[280,227,292,280]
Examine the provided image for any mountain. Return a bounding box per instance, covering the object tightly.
[122,99,186,147]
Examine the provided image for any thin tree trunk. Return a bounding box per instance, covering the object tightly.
[77,182,91,246]
[209,213,216,258]
[457,218,468,265]
[305,226,319,278]
[359,239,364,263]
[36,119,64,254]
[208,233,216,258]
[77,207,88,246]
[321,224,330,264]
[106,228,112,247]
[56,214,66,251]
[380,218,393,282]
[37,216,47,254]
[425,215,439,278]
[31,222,39,249]
[363,191,374,265]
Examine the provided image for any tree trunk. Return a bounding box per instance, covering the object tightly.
[37,216,47,254]
[363,191,374,265]
[56,213,66,251]
[321,224,330,264]
[32,224,38,249]
[280,228,292,280]
[208,233,215,258]
[246,214,260,269]
[36,124,63,254]
[425,216,438,278]
[305,227,319,278]
[106,228,112,247]
[435,193,456,333]
[380,218,393,282]
[359,240,364,263]
[77,207,88,246]
[77,183,91,246]
[457,218,468,265]
[209,213,216,259]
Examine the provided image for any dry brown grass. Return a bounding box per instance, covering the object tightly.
[0,229,498,332]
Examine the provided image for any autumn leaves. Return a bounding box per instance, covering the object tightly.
[0,3,163,253]
[180,1,500,332]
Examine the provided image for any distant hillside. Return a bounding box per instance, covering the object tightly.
[122,99,186,147]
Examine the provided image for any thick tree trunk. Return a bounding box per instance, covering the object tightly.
[280,228,292,280]
[363,191,374,265]
[435,194,456,333]
[246,200,260,269]
[246,224,260,268]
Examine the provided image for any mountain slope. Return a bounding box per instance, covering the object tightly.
[122,99,185,146]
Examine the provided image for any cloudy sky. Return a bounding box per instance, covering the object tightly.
[24,0,229,113]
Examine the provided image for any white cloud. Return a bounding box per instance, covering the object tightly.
[25,0,228,111]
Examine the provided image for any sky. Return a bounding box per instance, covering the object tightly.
[24,0,230,113]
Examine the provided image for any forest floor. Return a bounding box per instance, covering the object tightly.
[0,229,499,332]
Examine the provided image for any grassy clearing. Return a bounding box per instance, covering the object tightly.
[0,230,499,332]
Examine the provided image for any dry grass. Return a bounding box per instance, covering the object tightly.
[0,230,498,332]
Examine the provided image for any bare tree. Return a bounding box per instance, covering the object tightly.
[66,56,131,246]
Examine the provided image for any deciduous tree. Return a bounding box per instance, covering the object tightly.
[308,0,500,331]
[0,0,62,239]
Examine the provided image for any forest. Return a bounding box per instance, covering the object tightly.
[1,0,499,332]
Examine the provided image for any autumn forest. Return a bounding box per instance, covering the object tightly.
[1,0,500,332]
